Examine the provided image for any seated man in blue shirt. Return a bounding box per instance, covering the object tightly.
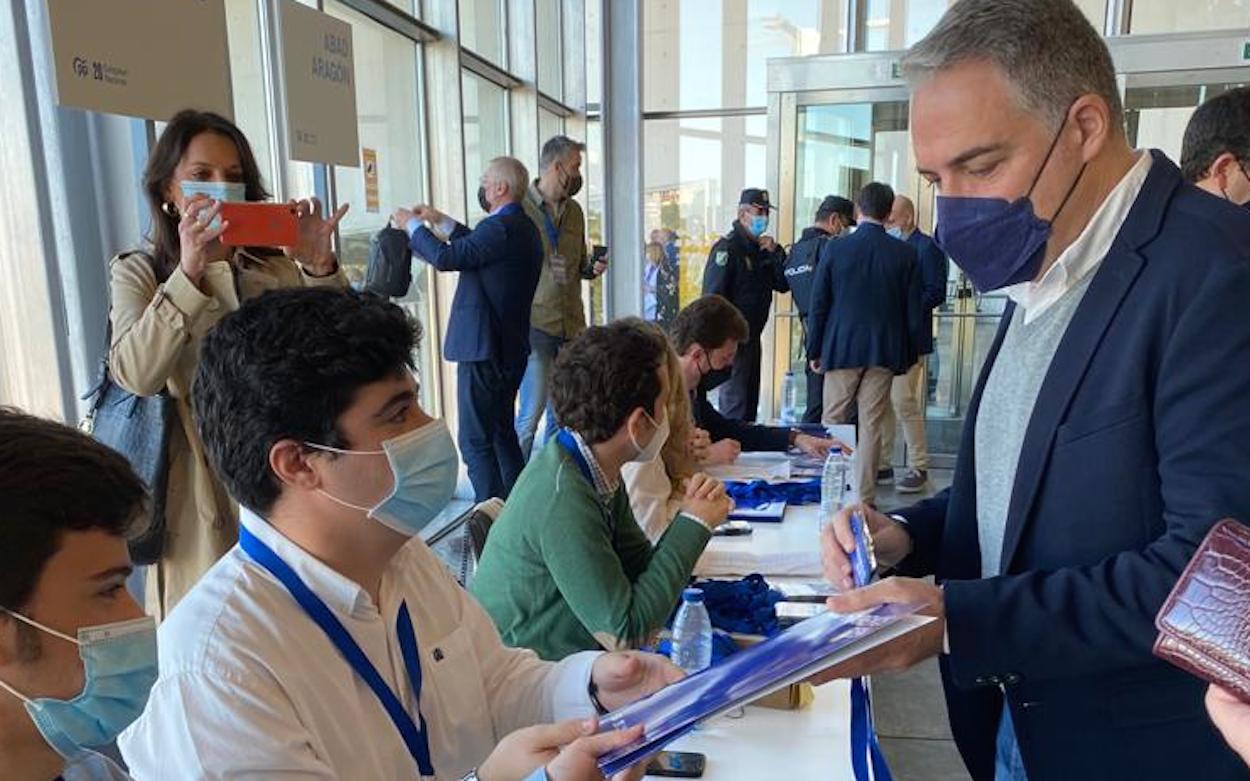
[0,408,151,781]
[393,156,544,503]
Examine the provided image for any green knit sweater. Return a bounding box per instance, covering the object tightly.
[470,438,712,661]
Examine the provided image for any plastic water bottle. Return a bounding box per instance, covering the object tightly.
[671,588,713,675]
[780,371,798,425]
[820,448,848,529]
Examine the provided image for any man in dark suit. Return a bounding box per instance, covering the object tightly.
[701,188,788,422]
[394,156,542,502]
[880,194,950,493]
[806,182,925,508]
[1180,85,1250,207]
[670,295,835,465]
[818,2,1250,780]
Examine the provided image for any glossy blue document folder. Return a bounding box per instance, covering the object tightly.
[596,603,926,775]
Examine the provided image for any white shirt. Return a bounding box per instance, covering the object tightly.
[119,509,599,780]
[1003,151,1153,324]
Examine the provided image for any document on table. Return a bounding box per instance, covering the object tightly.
[596,604,935,775]
[704,453,791,483]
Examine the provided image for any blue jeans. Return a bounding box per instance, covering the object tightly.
[516,329,565,461]
[995,707,1029,781]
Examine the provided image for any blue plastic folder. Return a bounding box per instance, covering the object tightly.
[595,603,927,775]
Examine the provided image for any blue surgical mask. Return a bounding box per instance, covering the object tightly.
[933,112,1085,292]
[0,611,158,760]
[180,181,246,230]
[308,418,460,536]
[886,226,904,240]
[748,214,769,237]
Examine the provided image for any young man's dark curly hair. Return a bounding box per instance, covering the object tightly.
[550,318,667,445]
[193,287,420,515]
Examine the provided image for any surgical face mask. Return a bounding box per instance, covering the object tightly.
[747,214,769,237]
[307,418,459,536]
[932,111,1086,292]
[180,180,246,230]
[477,185,492,213]
[629,410,670,463]
[886,226,904,240]
[0,611,158,760]
[1221,161,1250,206]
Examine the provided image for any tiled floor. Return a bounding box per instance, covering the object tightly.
[871,468,972,781]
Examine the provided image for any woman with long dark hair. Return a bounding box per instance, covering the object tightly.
[108,109,348,618]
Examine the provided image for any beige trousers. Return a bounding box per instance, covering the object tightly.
[822,367,894,507]
[881,358,930,473]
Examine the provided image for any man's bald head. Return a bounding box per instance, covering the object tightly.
[888,195,917,237]
[484,156,529,204]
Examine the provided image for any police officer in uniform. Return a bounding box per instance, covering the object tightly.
[782,195,855,423]
[701,188,787,422]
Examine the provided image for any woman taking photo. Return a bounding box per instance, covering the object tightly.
[108,109,348,618]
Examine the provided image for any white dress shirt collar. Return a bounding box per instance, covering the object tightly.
[1005,151,1153,324]
[238,507,377,619]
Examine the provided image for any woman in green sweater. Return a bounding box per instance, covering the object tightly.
[471,319,733,661]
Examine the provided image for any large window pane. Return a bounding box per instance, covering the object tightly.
[645,0,848,112]
[585,119,606,325]
[537,0,563,99]
[459,0,507,66]
[586,0,602,106]
[462,71,510,223]
[325,1,435,411]
[539,109,564,152]
[862,0,1106,51]
[643,114,767,309]
[224,0,274,190]
[1129,0,1249,33]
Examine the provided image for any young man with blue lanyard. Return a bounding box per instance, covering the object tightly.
[119,288,674,780]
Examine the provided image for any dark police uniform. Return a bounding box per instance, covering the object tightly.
[783,225,835,423]
[702,189,787,422]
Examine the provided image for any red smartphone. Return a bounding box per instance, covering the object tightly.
[219,202,299,247]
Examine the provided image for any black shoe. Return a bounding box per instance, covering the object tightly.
[876,468,895,485]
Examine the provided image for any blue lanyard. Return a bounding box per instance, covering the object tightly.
[556,428,595,486]
[541,205,561,250]
[847,512,893,781]
[239,524,435,778]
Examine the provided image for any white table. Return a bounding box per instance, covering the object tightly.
[695,503,825,579]
[643,679,853,780]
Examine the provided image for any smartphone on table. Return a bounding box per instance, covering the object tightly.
[645,750,706,778]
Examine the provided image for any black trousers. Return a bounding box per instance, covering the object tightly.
[718,337,762,422]
[458,360,526,503]
[802,362,824,424]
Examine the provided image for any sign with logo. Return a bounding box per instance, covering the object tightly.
[363,148,379,212]
[45,0,232,120]
[281,0,359,166]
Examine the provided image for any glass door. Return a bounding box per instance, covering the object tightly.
[765,29,1250,467]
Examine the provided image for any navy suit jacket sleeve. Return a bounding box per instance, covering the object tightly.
[894,488,950,578]
[694,393,790,452]
[918,239,948,311]
[806,241,834,360]
[940,259,1250,688]
[905,256,926,366]
[408,218,506,272]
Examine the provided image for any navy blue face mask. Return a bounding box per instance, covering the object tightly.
[933,112,1087,292]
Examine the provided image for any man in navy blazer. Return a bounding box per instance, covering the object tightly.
[806,182,926,508]
[818,2,1250,780]
[394,156,543,502]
